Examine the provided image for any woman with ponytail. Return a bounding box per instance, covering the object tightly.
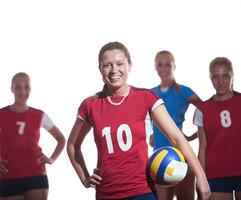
[150,51,201,200]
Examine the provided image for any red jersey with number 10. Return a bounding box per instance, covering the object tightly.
[0,106,53,179]
[78,87,163,199]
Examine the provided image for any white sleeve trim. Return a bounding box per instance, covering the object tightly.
[77,114,85,121]
[193,108,203,127]
[41,113,54,130]
[151,99,164,112]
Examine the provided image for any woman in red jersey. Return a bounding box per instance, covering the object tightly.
[0,72,65,200]
[67,41,210,200]
[194,57,241,200]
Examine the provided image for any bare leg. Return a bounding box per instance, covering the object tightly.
[211,192,233,200]
[155,184,175,200]
[176,170,195,200]
[0,196,24,200]
[235,191,241,200]
[24,189,48,200]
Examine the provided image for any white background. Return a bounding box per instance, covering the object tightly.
[0,0,241,199]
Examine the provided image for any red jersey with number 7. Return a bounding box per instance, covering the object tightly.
[0,106,54,179]
[78,87,163,199]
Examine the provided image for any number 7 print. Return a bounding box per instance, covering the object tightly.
[16,121,26,135]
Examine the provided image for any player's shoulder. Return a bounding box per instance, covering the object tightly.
[0,106,9,111]
[28,106,44,113]
[26,107,45,120]
[179,84,190,89]
[197,96,215,110]
[130,86,159,100]
[0,106,44,119]
[83,94,99,102]
[178,84,194,93]
[151,85,160,92]
[0,106,10,115]
[234,91,241,98]
[132,86,157,95]
[80,94,100,107]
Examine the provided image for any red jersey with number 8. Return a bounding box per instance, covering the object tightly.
[78,87,163,199]
[195,92,241,178]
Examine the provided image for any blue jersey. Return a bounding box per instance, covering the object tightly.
[152,84,195,150]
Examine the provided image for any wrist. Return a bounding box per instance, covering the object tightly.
[49,157,55,164]
[82,177,90,188]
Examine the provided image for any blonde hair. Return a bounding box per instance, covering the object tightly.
[209,57,234,90]
[209,57,233,74]
[155,50,175,63]
[155,50,180,92]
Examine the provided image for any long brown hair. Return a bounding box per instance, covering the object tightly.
[97,41,132,97]
[155,50,180,92]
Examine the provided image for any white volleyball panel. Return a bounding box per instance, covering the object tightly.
[163,160,188,183]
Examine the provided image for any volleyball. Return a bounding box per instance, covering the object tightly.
[147,146,188,186]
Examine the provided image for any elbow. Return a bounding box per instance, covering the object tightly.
[58,134,66,150]
[170,133,186,148]
[61,134,66,146]
[66,138,79,157]
[66,138,73,156]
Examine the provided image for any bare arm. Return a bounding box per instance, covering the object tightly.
[149,134,154,147]
[67,118,101,188]
[188,94,202,106]
[197,126,207,171]
[184,95,202,141]
[37,126,66,164]
[151,104,210,200]
[184,131,198,142]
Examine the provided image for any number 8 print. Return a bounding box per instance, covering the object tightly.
[102,124,133,154]
[220,110,231,128]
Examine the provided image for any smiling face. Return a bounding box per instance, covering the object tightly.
[11,73,31,105]
[99,49,132,94]
[155,52,175,81]
[210,64,233,97]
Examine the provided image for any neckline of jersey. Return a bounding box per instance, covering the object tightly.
[212,91,236,102]
[158,84,174,94]
[106,87,131,106]
[7,105,30,114]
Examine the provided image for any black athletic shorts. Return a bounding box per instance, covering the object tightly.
[0,175,49,197]
[208,176,241,193]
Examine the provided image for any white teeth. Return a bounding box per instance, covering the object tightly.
[109,76,120,80]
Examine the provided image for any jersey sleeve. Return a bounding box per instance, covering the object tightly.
[146,90,164,113]
[193,108,203,127]
[40,113,54,130]
[77,98,89,122]
[181,86,196,101]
